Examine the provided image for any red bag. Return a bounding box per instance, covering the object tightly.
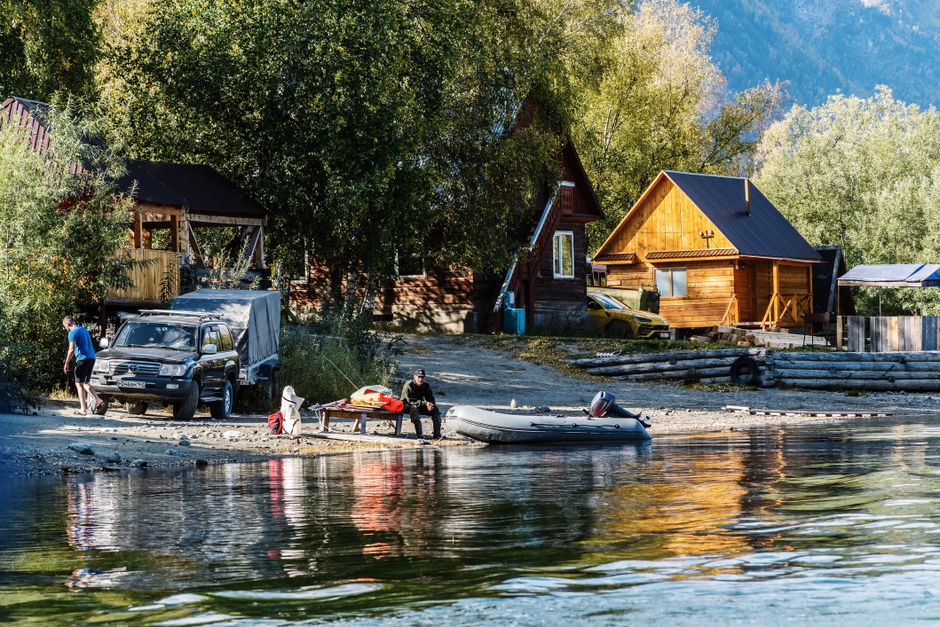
[268,411,283,435]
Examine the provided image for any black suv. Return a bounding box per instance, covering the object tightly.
[91,311,240,420]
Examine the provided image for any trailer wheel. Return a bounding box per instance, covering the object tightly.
[730,356,760,385]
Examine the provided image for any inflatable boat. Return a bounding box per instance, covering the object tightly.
[446,392,651,444]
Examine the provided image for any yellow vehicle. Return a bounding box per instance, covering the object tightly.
[586,293,669,339]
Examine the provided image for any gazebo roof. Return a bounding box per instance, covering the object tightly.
[838,264,940,287]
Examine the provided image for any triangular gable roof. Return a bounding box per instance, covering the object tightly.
[560,140,602,220]
[118,160,266,220]
[2,96,265,221]
[597,170,821,262]
[664,171,820,261]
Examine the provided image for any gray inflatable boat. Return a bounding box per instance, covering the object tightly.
[445,404,651,444]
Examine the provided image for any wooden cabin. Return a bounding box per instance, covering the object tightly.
[593,171,821,330]
[1,97,267,307]
[291,140,603,333]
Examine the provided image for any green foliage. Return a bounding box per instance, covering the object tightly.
[198,235,261,290]
[0,0,100,99]
[0,101,134,389]
[570,0,784,249]
[278,312,403,404]
[755,87,940,315]
[95,0,598,308]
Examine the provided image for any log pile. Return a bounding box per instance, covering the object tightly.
[703,325,829,349]
[567,348,773,385]
[771,351,940,391]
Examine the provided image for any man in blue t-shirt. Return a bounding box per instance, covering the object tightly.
[63,316,104,416]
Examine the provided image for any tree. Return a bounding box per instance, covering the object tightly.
[755,86,940,315]
[0,0,101,100]
[0,101,134,389]
[570,0,784,248]
[96,0,594,310]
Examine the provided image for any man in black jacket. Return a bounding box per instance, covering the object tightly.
[401,368,441,439]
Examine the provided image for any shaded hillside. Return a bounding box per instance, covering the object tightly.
[690,0,940,108]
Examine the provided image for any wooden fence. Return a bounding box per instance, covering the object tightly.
[107,248,178,304]
[844,316,940,352]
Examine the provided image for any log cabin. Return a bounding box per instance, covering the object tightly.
[1,96,267,307]
[291,140,603,333]
[593,170,821,330]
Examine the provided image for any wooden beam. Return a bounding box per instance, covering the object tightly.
[187,221,206,268]
[170,214,179,255]
[133,210,142,248]
[773,261,780,324]
[187,213,266,227]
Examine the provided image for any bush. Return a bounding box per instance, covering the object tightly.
[277,310,403,404]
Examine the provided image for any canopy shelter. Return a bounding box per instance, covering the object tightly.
[838,264,940,314]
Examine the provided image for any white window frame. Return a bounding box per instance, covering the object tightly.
[395,251,426,279]
[553,230,575,279]
[655,267,687,297]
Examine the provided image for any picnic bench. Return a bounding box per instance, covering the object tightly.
[319,405,404,436]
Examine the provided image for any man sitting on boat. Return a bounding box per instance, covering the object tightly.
[401,368,441,439]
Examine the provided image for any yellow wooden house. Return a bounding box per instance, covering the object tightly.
[593,171,821,329]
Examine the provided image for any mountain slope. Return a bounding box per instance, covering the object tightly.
[689,0,940,108]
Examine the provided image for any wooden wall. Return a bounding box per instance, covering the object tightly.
[605,179,732,256]
[532,221,589,319]
[375,267,476,332]
[107,247,179,304]
[606,257,813,329]
[658,260,735,328]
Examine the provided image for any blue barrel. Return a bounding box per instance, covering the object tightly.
[505,308,526,335]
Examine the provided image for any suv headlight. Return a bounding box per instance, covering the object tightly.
[159,364,188,377]
[93,360,109,373]
[632,316,652,323]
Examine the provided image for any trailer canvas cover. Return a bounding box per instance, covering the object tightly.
[171,289,280,366]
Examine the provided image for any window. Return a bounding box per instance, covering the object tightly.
[201,327,221,350]
[395,251,426,278]
[553,231,575,278]
[219,325,234,351]
[655,268,687,297]
[289,246,310,284]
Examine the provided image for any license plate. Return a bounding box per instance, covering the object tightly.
[118,380,146,389]
[658,331,670,339]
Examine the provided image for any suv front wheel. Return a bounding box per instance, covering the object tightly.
[173,383,199,420]
[210,379,234,420]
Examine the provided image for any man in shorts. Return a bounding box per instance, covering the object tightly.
[63,316,104,415]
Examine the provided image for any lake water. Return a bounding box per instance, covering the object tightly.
[3,416,940,625]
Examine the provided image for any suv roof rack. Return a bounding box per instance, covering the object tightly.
[137,309,223,322]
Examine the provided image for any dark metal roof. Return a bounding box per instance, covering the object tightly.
[3,97,265,220]
[664,171,821,262]
[117,160,266,219]
[115,159,187,206]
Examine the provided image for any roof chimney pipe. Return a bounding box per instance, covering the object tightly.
[745,179,751,215]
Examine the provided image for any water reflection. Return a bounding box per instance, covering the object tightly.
[4,418,940,623]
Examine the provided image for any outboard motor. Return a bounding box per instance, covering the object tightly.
[588,391,651,427]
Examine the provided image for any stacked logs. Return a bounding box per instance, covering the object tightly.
[567,348,773,385]
[771,351,940,391]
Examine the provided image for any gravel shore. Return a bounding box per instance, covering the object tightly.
[4,334,939,476]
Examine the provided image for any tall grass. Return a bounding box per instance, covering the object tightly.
[277,311,403,404]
